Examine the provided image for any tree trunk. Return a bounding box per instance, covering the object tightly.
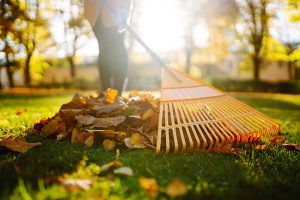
[6,62,14,87]
[288,61,293,81]
[24,52,32,86]
[253,53,260,81]
[67,56,76,78]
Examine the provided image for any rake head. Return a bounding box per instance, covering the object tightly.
[156,67,280,155]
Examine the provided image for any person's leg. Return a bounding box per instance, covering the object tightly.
[93,17,112,91]
[107,27,129,95]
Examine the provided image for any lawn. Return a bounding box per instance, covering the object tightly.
[0,92,300,199]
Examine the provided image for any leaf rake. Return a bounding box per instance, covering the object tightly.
[156,67,280,155]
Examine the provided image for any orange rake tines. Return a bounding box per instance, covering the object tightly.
[156,66,280,155]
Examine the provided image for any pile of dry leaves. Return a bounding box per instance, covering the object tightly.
[30,89,159,151]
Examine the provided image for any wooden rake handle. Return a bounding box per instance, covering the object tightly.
[98,0,182,83]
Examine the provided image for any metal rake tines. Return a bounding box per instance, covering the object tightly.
[156,95,280,155]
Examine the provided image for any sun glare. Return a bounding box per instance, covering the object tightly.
[134,0,185,52]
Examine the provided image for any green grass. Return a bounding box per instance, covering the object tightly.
[1,92,300,199]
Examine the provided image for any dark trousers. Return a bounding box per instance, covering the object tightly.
[93,17,129,95]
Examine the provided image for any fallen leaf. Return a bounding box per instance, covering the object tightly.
[106,88,118,103]
[101,161,123,172]
[141,108,155,120]
[41,119,58,137]
[113,167,133,176]
[76,131,94,143]
[16,109,27,115]
[124,138,133,148]
[75,115,96,125]
[0,119,10,126]
[142,113,159,132]
[139,177,159,197]
[56,132,69,141]
[84,136,94,147]
[93,116,126,128]
[129,133,150,148]
[116,149,120,160]
[61,178,93,192]
[71,128,79,143]
[268,137,286,147]
[93,102,125,114]
[60,93,87,109]
[103,139,116,150]
[282,144,300,151]
[253,144,268,150]
[165,180,188,197]
[0,136,41,153]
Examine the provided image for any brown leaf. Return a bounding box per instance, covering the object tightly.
[93,116,126,128]
[0,136,41,153]
[75,115,96,125]
[142,113,159,132]
[113,167,133,176]
[60,93,87,109]
[71,128,79,143]
[84,136,94,147]
[141,108,155,120]
[282,144,300,151]
[106,88,118,103]
[41,119,58,137]
[93,102,125,114]
[56,132,69,141]
[130,133,150,148]
[76,131,94,143]
[103,139,116,150]
[139,177,159,197]
[165,180,188,197]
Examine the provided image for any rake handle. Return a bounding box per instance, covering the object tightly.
[98,0,182,83]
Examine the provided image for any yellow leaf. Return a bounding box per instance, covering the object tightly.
[165,180,188,197]
[130,133,150,148]
[106,88,118,103]
[84,136,94,147]
[101,161,123,172]
[41,119,58,137]
[113,167,133,176]
[102,139,116,151]
[139,177,159,197]
[0,136,41,153]
[0,119,10,126]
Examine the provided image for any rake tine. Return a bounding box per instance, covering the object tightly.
[173,102,187,153]
[169,102,179,154]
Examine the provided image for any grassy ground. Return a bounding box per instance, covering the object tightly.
[0,92,300,199]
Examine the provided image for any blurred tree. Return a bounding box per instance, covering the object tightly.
[286,0,300,79]
[56,0,92,78]
[0,0,26,87]
[235,0,276,81]
[20,0,54,86]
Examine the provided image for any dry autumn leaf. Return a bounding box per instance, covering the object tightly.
[165,179,188,197]
[129,133,150,148]
[282,144,300,151]
[71,128,79,143]
[75,115,96,125]
[84,136,94,147]
[106,88,118,103]
[60,93,87,109]
[61,178,93,192]
[93,102,125,114]
[141,108,155,120]
[253,144,268,150]
[93,116,126,128]
[0,136,41,153]
[40,119,58,137]
[103,139,116,150]
[113,167,133,176]
[139,177,159,197]
[101,161,123,172]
